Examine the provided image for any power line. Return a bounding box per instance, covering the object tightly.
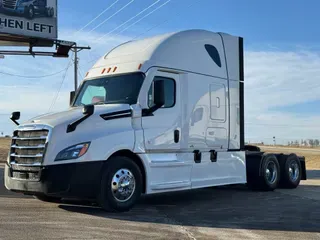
[72,0,121,36]
[89,0,196,61]
[78,66,84,79]
[94,0,162,42]
[117,0,172,37]
[89,0,172,58]
[48,56,74,112]
[132,0,200,40]
[0,67,70,78]
[89,0,135,33]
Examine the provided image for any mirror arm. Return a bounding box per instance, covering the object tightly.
[10,119,19,126]
[67,114,91,133]
[67,105,94,133]
[142,103,163,116]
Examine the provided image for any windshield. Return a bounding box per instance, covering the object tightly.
[73,73,145,107]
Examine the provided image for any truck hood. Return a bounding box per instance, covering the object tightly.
[23,104,131,128]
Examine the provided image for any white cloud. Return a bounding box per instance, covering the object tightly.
[244,50,320,143]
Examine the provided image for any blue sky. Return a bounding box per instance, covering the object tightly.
[0,0,320,143]
[59,0,320,46]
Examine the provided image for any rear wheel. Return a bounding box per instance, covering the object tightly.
[249,154,280,191]
[99,156,142,212]
[280,154,301,189]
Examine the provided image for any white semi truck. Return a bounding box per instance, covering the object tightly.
[4,29,307,212]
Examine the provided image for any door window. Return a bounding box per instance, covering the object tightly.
[148,76,176,108]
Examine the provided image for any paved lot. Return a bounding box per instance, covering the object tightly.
[0,165,319,240]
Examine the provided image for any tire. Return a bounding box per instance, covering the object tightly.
[33,195,62,203]
[50,8,54,18]
[249,154,280,191]
[25,5,34,19]
[46,7,54,18]
[24,6,29,18]
[280,154,301,189]
[99,156,142,212]
[46,7,50,17]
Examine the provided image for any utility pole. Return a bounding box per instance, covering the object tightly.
[74,49,78,91]
[71,45,91,91]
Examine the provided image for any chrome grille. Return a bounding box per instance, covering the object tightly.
[3,0,18,9]
[15,138,46,147]
[10,128,49,165]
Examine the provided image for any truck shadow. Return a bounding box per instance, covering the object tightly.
[59,183,320,233]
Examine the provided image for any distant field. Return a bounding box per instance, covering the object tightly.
[0,138,11,163]
[0,138,319,169]
[259,146,320,170]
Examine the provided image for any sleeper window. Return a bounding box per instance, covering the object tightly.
[148,77,176,108]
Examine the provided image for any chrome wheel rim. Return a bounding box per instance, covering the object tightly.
[289,161,300,182]
[111,169,135,202]
[266,161,277,185]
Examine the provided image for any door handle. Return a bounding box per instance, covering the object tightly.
[174,130,180,143]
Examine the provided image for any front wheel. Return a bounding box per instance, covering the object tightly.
[99,156,142,212]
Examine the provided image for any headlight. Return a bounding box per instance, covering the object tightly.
[55,142,90,161]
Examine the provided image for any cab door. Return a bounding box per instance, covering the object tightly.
[140,69,192,192]
[141,70,181,152]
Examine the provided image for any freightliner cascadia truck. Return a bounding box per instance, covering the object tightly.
[4,29,307,212]
[0,0,54,19]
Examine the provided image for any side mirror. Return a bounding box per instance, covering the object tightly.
[143,80,165,116]
[83,104,94,115]
[70,91,75,106]
[10,111,20,126]
[153,80,165,107]
[67,105,94,133]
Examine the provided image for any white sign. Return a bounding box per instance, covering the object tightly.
[0,0,57,39]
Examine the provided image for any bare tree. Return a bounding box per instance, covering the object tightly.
[314,139,320,147]
[309,139,314,147]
